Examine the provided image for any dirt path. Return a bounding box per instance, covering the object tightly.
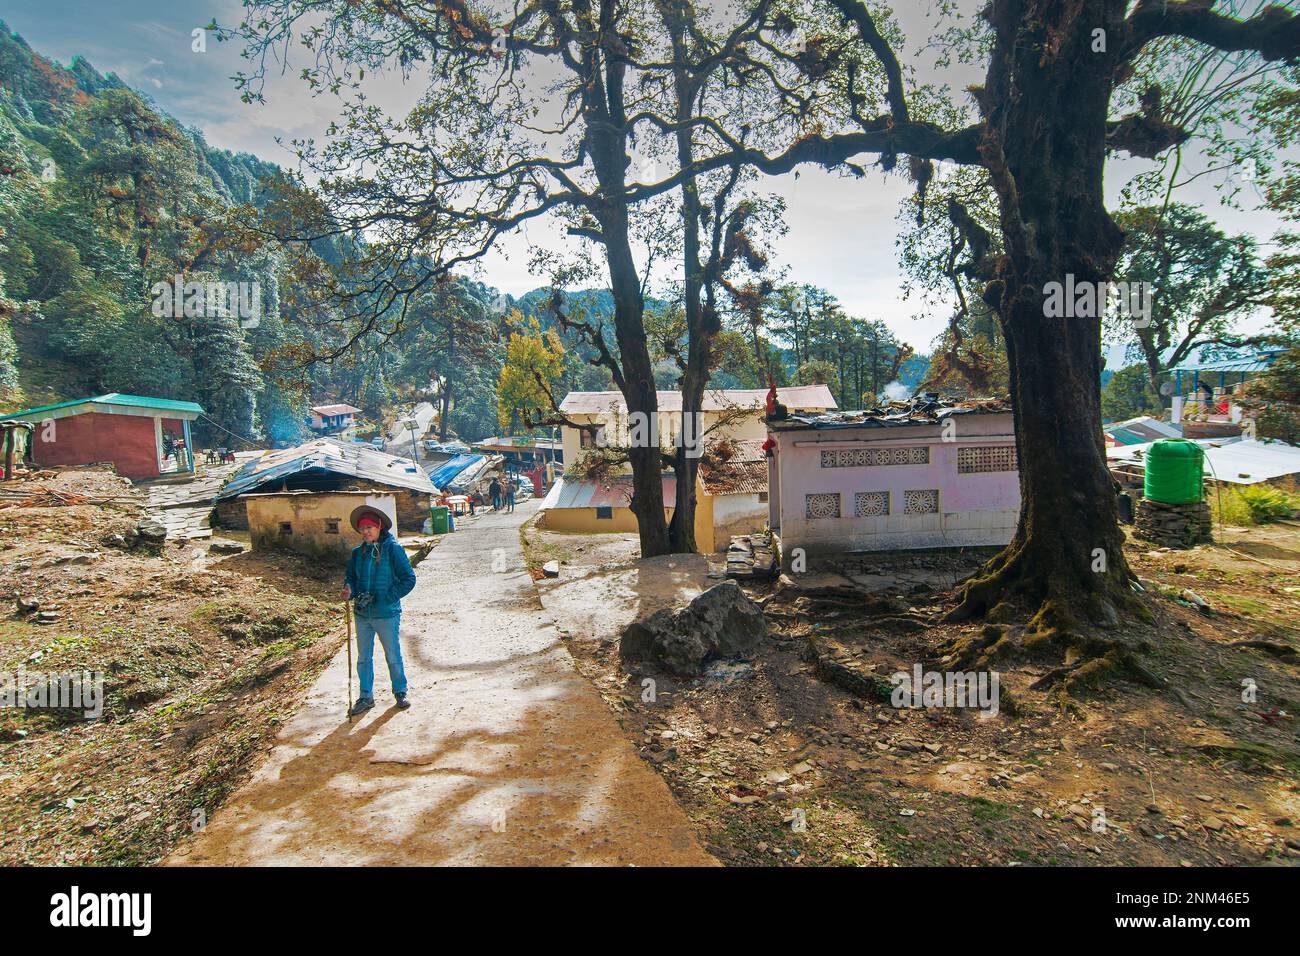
[168,501,714,866]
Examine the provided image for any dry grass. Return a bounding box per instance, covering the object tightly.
[543,526,1300,866]
[0,469,345,865]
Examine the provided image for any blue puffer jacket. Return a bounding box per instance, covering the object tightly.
[345,531,416,619]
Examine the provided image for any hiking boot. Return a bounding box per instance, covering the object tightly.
[394,692,411,710]
[349,697,375,717]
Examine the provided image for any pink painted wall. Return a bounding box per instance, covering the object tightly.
[771,413,1020,557]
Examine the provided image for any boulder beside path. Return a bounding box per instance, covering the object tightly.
[620,580,768,677]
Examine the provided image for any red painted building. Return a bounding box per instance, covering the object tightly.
[0,393,205,480]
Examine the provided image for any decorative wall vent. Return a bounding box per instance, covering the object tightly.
[957,445,1018,473]
[805,493,841,519]
[854,491,890,517]
[821,446,929,468]
[904,489,939,514]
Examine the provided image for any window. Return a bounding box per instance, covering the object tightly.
[757,491,769,503]
[595,506,613,519]
[854,491,890,517]
[821,446,929,468]
[904,490,939,514]
[579,426,605,450]
[279,522,293,535]
[958,445,1018,474]
[805,493,840,519]
[324,518,340,534]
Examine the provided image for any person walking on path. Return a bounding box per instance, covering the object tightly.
[488,476,503,512]
[342,505,417,715]
[504,477,516,513]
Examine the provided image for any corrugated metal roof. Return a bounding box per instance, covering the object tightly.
[542,475,678,509]
[473,436,561,451]
[447,456,493,491]
[427,453,483,489]
[559,386,837,415]
[1,392,205,420]
[217,437,437,500]
[1105,416,1181,444]
[1169,347,1289,375]
[1106,427,1147,446]
[310,403,360,416]
[772,395,1011,431]
[1108,437,1300,485]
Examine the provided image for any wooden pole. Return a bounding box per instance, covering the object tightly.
[345,601,354,722]
[3,426,14,481]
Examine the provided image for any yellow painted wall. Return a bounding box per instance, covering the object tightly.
[246,491,397,561]
[539,504,648,535]
[559,413,597,466]
[538,482,717,552]
[694,491,716,553]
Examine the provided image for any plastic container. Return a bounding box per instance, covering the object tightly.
[430,505,451,534]
[1144,439,1204,504]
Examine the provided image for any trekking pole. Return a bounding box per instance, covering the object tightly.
[345,600,354,722]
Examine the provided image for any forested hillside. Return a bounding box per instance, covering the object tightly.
[0,23,925,447]
[0,24,525,444]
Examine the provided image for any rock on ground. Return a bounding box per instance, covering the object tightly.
[620,580,768,677]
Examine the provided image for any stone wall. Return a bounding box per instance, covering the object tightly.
[217,481,431,532]
[1134,497,1212,549]
[247,491,397,561]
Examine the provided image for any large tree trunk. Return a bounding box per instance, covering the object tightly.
[668,280,709,553]
[669,316,710,552]
[665,15,709,555]
[579,30,670,559]
[946,0,1158,692]
[600,206,671,558]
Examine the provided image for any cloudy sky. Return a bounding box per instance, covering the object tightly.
[2,0,1286,356]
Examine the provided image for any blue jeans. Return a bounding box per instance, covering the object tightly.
[354,615,407,698]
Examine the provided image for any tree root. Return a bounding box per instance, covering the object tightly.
[942,547,1024,624]
[938,623,1015,672]
[939,620,1163,705]
[1030,645,1164,694]
[1230,640,1299,662]
[930,525,1169,704]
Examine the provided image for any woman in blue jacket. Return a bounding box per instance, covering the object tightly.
[342,505,417,715]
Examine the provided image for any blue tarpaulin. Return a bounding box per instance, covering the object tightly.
[427,453,484,490]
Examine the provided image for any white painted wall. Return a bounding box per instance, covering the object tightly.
[711,492,767,549]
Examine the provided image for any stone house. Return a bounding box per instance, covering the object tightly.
[215,437,436,532]
[246,490,397,561]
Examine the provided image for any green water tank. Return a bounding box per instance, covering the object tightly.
[1144,439,1204,504]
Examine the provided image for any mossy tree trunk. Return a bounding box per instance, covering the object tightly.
[948,1,1140,657]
